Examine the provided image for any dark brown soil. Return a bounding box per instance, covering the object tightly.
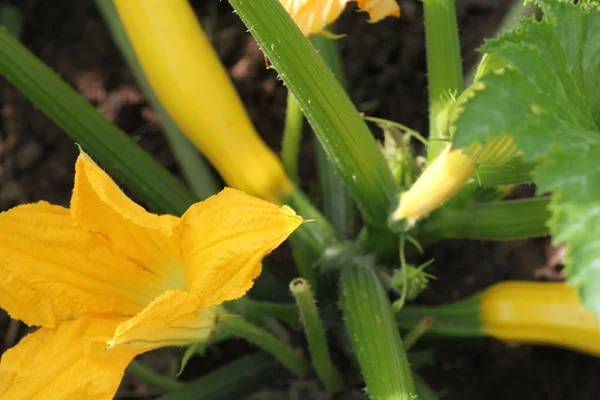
[2,0,599,399]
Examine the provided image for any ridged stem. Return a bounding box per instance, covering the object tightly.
[290,278,344,392]
[228,0,397,229]
[157,353,281,400]
[420,197,551,246]
[340,263,416,399]
[281,91,304,183]
[396,294,485,337]
[423,0,464,162]
[219,316,311,377]
[310,33,358,239]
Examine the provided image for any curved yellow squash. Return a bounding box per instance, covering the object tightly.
[482,281,600,357]
[115,0,292,201]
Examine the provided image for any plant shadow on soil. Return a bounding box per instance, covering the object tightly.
[1,0,599,399]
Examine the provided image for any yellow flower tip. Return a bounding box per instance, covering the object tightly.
[357,0,401,23]
[280,0,400,37]
[390,147,476,225]
[72,150,177,236]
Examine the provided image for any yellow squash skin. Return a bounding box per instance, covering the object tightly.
[482,281,600,357]
[391,147,476,225]
[115,0,292,201]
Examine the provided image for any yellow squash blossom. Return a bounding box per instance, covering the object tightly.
[279,0,401,36]
[0,152,302,399]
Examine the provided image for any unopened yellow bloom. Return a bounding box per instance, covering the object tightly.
[280,0,401,36]
[392,147,476,225]
[0,152,301,399]
[115,0,292,202]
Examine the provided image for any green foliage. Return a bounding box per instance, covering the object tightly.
[453,0,600,313]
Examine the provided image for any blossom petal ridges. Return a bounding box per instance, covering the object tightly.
[0,317,137,400]
[179,188,302,307]
[107,290,217,352]
[0,202,165,327]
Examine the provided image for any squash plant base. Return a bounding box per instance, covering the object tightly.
[1,1,599,400]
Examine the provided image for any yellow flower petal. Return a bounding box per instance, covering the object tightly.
[179,188,302,307]
[0,316,138,400]
[0,202,168,327]
[71,152,186,291]
[107,290,217,352]
[356,0,400,22]
[280,0,400,36]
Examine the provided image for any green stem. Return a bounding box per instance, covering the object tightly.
[311,33,358,239]
[281,91,304,183]
[95,0,220,200]
[219,316,311,377]
[0,4,21,39]
[229,0,397,229]
[477,157,536,186]
[289,278,344,393]
[403,317,434,351]
[228,297,300,329]
[0,28,196,215]
[423,0,464,162]
[339,263,416,399]
[396,294,485,338]
[126,360,183,391]
[158,353,282,400]
[420,197,551,246]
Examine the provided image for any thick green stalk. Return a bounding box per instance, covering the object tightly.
[396,294,485,338]
[420,197,551,246]
[158,353,281,400]
[477,157,536,186]
[95,0,220,200]
[281,91,304,183]
[311,33,358,239]
[0,29,196,215]
[219,316,311,377]
[423,0,463,162]
[290,278,344,392]
[228,0,397,229]
[227,297,300,329]
[126,360,183,391]
[340,263,416,399]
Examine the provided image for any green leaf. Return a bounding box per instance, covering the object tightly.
[177,343,200,377]
[452,0,600,313]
